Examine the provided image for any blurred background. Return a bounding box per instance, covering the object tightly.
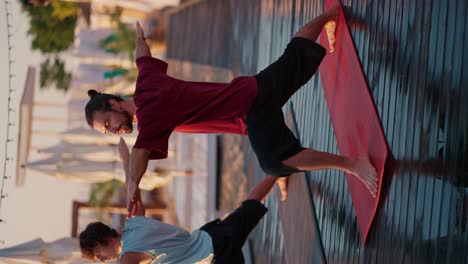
[1,0,467,263]
[0,0,228,263]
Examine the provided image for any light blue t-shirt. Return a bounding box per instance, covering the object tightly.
[120,216,214,264]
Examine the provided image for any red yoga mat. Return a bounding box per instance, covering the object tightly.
[319,0,388,245]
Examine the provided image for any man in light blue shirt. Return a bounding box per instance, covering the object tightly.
[79,176,282,263]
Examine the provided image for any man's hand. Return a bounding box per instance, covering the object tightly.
[127,185,146,218]
[131,196,146,218]
[136,21,145,40]
[135,21,151,58]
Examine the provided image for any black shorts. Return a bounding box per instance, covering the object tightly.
[200,200,268,264]
[246,37,326,176]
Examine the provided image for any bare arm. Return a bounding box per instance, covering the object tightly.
[118,137,130,182]
[127,147,150,215]
[135,21,151,59]
[247,176,279,202]
[120,252,154,264]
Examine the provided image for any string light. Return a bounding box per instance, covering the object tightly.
[0,0,18,234]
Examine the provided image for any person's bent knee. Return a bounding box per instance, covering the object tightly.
[259,160,301,177]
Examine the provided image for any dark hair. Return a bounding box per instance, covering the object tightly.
[85,89,123,127]
[79,222,119,259]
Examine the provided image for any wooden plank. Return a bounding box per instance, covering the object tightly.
[278,172,326,264]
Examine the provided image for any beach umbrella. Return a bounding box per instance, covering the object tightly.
[21,155,61,178]
[56,159,169,189]
[0,237,91,264]
[23,156,117,183]
[24,156,167,189]
[38,141,120,162]
[55,158,121,183]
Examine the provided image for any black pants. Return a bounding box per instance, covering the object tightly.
[200,200,268,264]
[246,37,326,176]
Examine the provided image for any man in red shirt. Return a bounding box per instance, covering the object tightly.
[85,6,377,213]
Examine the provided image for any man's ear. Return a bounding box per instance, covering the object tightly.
[108,99,120,110]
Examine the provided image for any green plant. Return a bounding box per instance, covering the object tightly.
[39,57,72,91]
[88,179,125,220]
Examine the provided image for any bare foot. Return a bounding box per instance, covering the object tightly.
[277,177,289,201]
[324,5,340,52]
[348,157,378,197]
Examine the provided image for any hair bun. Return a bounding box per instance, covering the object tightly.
[88,89,100,98]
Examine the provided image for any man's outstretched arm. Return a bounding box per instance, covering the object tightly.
[135,21,151,59]
[119,137,149,215]
[127,147,150,216]
[247,176,279,202]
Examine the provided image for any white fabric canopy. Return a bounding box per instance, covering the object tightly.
[38,141,120,162]
[0,237,103,264]
[24,156,169,189]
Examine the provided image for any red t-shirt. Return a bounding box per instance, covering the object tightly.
[133,56,258,159]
